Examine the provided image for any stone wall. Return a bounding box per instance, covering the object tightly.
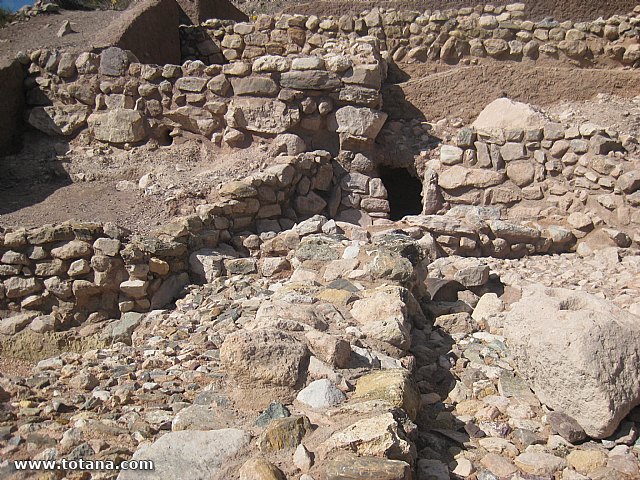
[0,58,26,155]
[0,144,585,329]
[431,122,638,220]
[93,0,182,66]
[0,149,401,326]
[23,38,387,154]
[180,4,640,66]
[0,151,333,327]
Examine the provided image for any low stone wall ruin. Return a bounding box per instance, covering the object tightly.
[0,147,582,331]
[430,122,639,227]
[23,38,387,154]
[0,152,333,327]
[180,4,640,66]
[3,1,639,332]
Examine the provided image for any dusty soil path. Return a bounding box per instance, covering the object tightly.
[0,181,173,233]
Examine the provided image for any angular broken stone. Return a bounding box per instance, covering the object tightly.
[117,429,250,480]
[220,329,309,388]
[88,110,147,144]
[258,415,312,452]
[255,402,290,427]
[333,106,387,141]
[546,411,587,444]
[225,98,300,134]
[504,285,640,438]
[28,105,90,137]
[296,379,345,409]
[351,370,421,421]
[325,454,411,480]
[99,47,130,76]
[321,413,416,464]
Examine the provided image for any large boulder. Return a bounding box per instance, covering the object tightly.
[503,285,640,438]
[88,109,147,144]
[473,98,548,132]
[220,328,309,388]
[117,429,250,480]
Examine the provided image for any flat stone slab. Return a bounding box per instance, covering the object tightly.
[117,429,250,480]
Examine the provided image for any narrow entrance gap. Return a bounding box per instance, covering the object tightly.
[379,166,423,221]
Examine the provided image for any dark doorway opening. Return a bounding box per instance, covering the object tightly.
[379,167,423,221]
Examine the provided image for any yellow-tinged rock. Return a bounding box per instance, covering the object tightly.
[257,415,312,452]
[352,369,421,421]
[320,412,416,465]
[316,288,355,306]
[238,458,285,480]
[566,449,608,474]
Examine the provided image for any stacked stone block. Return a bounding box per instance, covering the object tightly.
[22,39,387,153]
[180,4,640,67]
[433,123,638,214]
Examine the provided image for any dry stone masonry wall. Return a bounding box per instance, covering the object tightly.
[432,119,639,224]
[22,37,387,154]
[0,153,581,330]
[180,4,640,66]
[0,151,339,326]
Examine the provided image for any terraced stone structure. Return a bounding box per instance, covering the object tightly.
[1,1,640,480]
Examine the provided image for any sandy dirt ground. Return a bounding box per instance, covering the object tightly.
[0,132,285,233]
[0,8,120,61]
[385,61,640,124]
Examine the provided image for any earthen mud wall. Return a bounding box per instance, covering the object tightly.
[93,0,182,66]
[176,0,248,25]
